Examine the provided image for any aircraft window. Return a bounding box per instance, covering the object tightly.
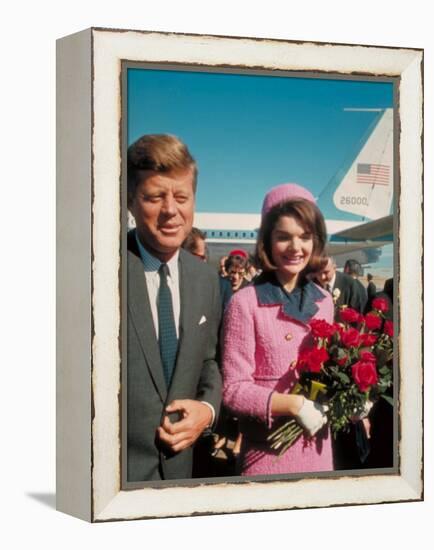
[235,232,238,237]
[219,232,223,236]
[242,232,246,237]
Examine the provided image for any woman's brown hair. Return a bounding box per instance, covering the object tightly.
[255,198,328,277]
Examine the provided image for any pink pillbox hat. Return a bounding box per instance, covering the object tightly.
[261,183,316,218]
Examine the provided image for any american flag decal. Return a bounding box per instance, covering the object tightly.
[357,163,390,186]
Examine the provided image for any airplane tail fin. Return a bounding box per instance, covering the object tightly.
[331,108,394,220]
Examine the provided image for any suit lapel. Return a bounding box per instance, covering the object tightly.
[128,246,168,403]
[168,251,201,398]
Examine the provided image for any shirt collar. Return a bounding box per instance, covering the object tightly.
[135,232,179,277]
[254,273,326,324]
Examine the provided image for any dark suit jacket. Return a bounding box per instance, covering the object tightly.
[333,271,367,314]
[367,281,377,302]
[127,230,222,481]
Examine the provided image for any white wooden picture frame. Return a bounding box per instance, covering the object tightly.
[56,27,423,522]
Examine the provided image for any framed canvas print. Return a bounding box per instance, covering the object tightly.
[56,27,423,522]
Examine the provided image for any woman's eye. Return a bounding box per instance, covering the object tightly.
[275,234,288,241]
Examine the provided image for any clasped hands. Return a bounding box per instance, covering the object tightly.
[157,399,212,453]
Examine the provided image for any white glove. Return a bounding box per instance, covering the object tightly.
[295,398,329,437]
[350,400,374,422]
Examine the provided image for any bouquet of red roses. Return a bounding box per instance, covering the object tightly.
[268,298,393,456]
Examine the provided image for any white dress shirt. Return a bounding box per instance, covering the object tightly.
[135,233,180,339]
[135,234,215,424]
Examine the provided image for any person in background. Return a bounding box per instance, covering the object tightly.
[366,273,377,302]
[212,252,250,464]
[218,250,249,312]
[344,259,368,313]
[315,259,373,470]
[315,257,366,314]
[218,255,228,278]
[182,227,208,261]
[246,254,260,282]
[225,254,250,293]
[364,277,394,469]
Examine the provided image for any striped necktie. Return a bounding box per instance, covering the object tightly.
[158,263,178,387]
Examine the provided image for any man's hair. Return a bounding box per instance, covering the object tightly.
[255,198,328,276]
[182,227,207,253]
[367,273,373,281]
[127,134,197,203]
[344,259,363,277]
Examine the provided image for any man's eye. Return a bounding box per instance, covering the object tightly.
[143,194,162,202]
[175,195,189,203]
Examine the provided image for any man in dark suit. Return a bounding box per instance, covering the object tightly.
[315,257,366,314]
[127,134,222,482]
[344,259,368,313]
[314,257,370,470]
[366,273,377,303]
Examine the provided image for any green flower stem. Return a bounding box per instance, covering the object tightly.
[277,428,303,455]
[269,423,300,442]
[268,419,297,439]
[269,425,301,447]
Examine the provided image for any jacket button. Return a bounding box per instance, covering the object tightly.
[285,333,293,340]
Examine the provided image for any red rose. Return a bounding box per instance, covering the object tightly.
[307,348,329,372]
[351,360,378,392]
[359,350,376,363]
[339,307,361,324]
[384,320,394,337]
[333,322,344,333]
[298,347,329,373]
[360,333,378,346]
[341,327,362,348]
[364,312,382,331]
[309,319,336,339]
[337,354,349,366]
[297,349,310,368]
[372,297,389,313]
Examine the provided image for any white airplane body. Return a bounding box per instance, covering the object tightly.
[127,108,394,267]
[194,108,394,264]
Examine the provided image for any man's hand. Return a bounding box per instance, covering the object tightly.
[157,399,213,453]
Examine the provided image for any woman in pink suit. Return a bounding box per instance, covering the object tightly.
[222,183,334,476]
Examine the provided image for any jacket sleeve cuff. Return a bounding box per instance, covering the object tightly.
[266,391,275,429]
[200,401,216,428]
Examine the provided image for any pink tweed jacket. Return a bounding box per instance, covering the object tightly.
[222,276,334,476]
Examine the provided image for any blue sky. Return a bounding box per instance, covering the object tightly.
[128,68,393,219]
[127,68,394,274]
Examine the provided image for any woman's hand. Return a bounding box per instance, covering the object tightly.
[294,397,329,437]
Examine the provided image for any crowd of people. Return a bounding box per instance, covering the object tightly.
[126,133,394,482]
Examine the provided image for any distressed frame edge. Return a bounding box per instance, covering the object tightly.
[56,27,93,522]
